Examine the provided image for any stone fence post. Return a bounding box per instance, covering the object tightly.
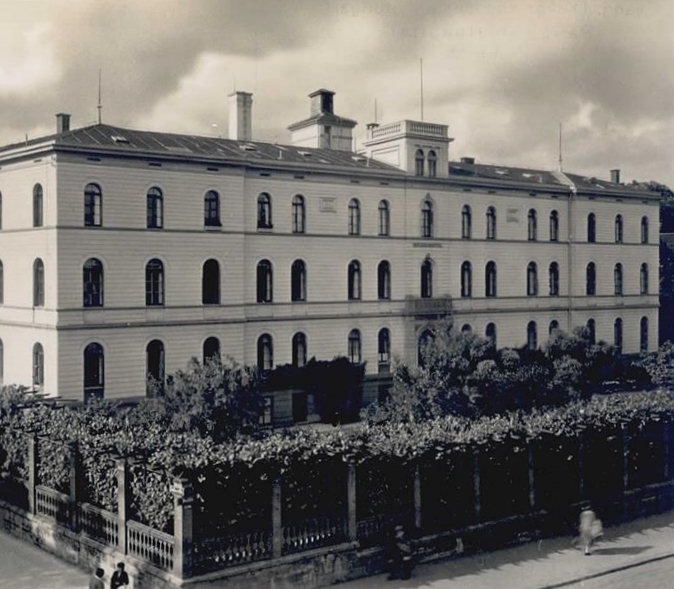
[664,419,671,482]
[413,463,422,531]
[346,461,357,542]
[67,441,79,530]
[116,458,129,554]
[272,475,283,558]
[172,477,194,579]
[472,447,481,522]
[527,442,536,511]
[27,434,37,515]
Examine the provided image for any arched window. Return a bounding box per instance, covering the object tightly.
[378,200,390,236]
[33,258,45,307]
[32,343,44,389]
[256,259,273,303]
[378,328,391,371]
[549,320,560,335]
[146,187,163,229]
[614,263,623,296]
[203,336,220,364]
[549,262,559,296]
[415,149,424,176]
[640,263,649,295]
[527,261,538,296]
[486,207,496,240]
[292,195,305,234]
[461,205,472,239]
[527,209,537,241]
[348,329,362,363]
[292,332,307,368]
[485,323,497,346]
[348,260,361,300]
[527,321,537,350]
[614,214,623,243]
[421,199,433,238]
[257,193,272,229]
[257,334,273,370]
[640,316,649,353]
[418,328,433,367]
[202,259,220,304]
[461,261,472,298]
[146,340,165,394]
[421,258,433,298]
[641,216,649,244]
[348,198,361,235]
[587,213,596,243]
[84,183,102,227]
[377,260,391,300]
[0,260,4,305]
[614,318,623,354]
[83,258,104,307]
[586,262,596,296]
[83,343,104,400]
[461,324,472,333]
[291,259,306,302]
[586,319,596,345]
[427,150,437,177]
[204,190,220,227]
[33,184,43,228]
[145,259,164,306]
[549,210,559,242]
[485,261,497,297]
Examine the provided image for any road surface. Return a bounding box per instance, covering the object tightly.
[565,556,674,589]
[0,530,89,589]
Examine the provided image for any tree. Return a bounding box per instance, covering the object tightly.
[640,341,674,390]
[149,356,264,442]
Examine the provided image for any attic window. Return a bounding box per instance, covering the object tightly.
[111,135,129,144]
[241,144,258,152]
[351,155,366,163]
[298,151,312,157]
[494,169,509,175]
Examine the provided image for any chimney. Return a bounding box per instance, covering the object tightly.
[309,89,335,117]
[461,156,476,164]
[610,168,621,184]
[228,92,253,141]
[56,113,71,134]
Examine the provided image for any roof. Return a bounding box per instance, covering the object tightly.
[448,160,652,194]
[0,123,397,173]
[287,112,358,132]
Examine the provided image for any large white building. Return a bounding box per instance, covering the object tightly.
[0,89,660,412]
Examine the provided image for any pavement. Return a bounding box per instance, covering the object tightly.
[343,510,674,589]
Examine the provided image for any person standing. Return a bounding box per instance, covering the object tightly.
[110,562,130,589]
[89,567,105,589]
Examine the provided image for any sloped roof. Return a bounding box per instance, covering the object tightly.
[0,123,398,173]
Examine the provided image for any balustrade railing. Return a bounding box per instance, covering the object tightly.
[127,520,175,572]
[78,502,118,547]
[193,528,272,573]
[35,485,71,525]
[282,515,348,555]
[357,511,414,548]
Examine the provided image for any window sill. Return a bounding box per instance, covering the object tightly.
[257,225,274,231]
[205,224,222,231]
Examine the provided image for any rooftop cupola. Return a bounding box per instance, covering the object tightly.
[288,89,357,151]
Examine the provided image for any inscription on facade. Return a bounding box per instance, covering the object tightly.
[319,197,337,212]
[413,242,443,248]
[506,208,520,223]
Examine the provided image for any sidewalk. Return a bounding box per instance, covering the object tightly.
[343,511,674,589]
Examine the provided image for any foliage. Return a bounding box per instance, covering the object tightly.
[640,341,674,389]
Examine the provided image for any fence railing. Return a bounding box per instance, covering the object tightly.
[78,502,118,547]
[193,528,272,574]
[127,520,175,572]
[35,484,71,525]
[357,510,414,548]
[282,515,348,555]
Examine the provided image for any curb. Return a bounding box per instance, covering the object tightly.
[536,551,674,589]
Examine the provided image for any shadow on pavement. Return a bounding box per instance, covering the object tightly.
[593,545,653,556]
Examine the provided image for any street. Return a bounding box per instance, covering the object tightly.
[0,530,89,589]
[565,557,674,589]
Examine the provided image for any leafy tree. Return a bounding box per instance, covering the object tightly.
[149,355,264,442]
[640,341,674,390]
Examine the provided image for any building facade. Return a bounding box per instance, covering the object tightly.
[0,91,660,406]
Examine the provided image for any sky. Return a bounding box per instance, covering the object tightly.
[1,0,673,187]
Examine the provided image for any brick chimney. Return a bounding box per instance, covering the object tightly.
[228,92,253,141]
[610,169,621,184]
[56,113,71,134]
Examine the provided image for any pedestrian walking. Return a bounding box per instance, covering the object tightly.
[579,506,603,555]
[387,524,415,580]
[89,567,105,589]
[110,561,130,588]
